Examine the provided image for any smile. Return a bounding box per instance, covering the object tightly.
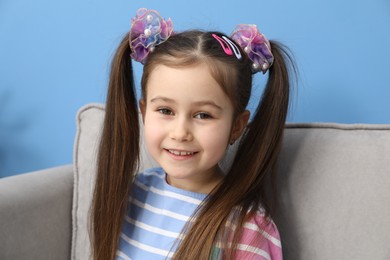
[167,149,196,156]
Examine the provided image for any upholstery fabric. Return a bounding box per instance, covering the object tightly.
[0,165,73,260]
[276,124,390,259]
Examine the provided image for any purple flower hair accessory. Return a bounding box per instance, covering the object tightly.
[231,24,274,74]
[129,8,173,64]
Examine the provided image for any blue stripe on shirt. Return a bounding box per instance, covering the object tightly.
[117,167,207,260]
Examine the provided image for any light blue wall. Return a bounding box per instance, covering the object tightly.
[1,0,389,177]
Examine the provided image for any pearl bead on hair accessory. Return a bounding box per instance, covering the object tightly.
[252,63,260,71]
[146,14,153,23]
[230,24,274,74]
[144,28,152,37]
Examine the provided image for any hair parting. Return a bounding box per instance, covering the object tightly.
[90,34,140,260]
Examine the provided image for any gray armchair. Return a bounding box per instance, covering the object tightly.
[1,103,390,260]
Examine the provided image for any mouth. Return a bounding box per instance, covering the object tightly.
[164,149,198,158]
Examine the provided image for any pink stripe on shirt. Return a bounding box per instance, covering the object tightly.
[235,212,282,259]
[214,211,283,259]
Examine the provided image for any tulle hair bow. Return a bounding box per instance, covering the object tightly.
[231,24,274,73]
[129,8,173,64]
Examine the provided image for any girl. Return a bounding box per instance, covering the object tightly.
[91,8,295,260]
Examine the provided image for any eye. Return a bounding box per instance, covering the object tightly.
[194,112,213,119]
[157,108,174,116]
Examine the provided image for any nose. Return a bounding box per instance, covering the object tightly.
[170,117,193,142]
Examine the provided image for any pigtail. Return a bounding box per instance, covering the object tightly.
[249,41,295,214]
[231,40,293,215]
[173,41,295,260]
[90,34,140,260]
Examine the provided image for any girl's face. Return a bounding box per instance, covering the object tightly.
[140,64,248,193]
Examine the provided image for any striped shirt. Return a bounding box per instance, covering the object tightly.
[116,167,282,260]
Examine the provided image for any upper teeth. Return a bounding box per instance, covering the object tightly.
[169,150,194,156]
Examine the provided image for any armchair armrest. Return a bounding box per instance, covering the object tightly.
[0,165,73,260]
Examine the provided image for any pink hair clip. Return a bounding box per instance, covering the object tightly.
[129,8,174,64]
[230,24,274,73]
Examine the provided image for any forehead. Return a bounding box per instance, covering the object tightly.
[146,56,233,88]
[145,64,233,110]
[147,64,218,95]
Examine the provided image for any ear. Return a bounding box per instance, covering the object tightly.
[139,99,146,124]
[230,110,250,144]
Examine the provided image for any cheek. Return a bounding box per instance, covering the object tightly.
[144,117,164,151]
[199,123,232,158]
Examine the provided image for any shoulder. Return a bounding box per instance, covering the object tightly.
[244,211,282,248]
[237,210,283,260]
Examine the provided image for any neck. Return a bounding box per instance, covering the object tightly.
[165,167,224,194]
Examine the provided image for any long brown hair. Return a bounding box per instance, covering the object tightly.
[90,35,140,260]
[91,30,295,259]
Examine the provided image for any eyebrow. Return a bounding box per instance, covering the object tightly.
[150,96,176,104]
[150,96,223,111]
